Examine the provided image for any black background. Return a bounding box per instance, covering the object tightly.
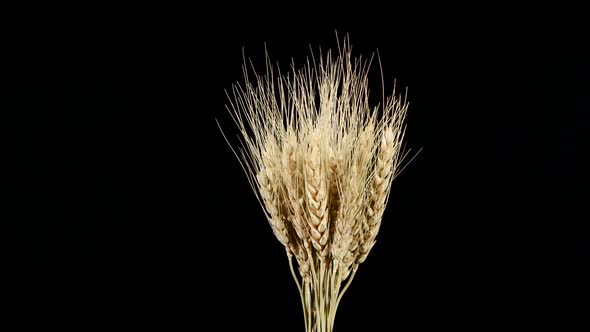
[2,4,588,331]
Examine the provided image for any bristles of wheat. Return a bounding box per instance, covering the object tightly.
[223,37,411,332]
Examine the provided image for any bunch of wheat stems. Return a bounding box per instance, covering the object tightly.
[223,40,410,332]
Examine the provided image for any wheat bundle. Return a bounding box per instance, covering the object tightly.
[222,37,413,332]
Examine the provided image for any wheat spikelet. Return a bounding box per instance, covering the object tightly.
[283,135,308,241]
[257,167,290,247]
[305,133,330,260]
[222,36,413,332]
[357,126,394,263]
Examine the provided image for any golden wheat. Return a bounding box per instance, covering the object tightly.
[222,37,413,332]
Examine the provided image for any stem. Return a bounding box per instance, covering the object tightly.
[330,265,359,329]
[327,264,340,331]
[288,251,303,297]
[288,253,358,332]
[319,261,326,332]
[288,252,307,332]
[305,282,312,332]
[336,265,357,306]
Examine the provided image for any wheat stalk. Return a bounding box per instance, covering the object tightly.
[221,37,413,332]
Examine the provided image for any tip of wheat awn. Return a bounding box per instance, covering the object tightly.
[220,36,416,332]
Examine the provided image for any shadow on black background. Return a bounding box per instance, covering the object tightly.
[2,3,588,331]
